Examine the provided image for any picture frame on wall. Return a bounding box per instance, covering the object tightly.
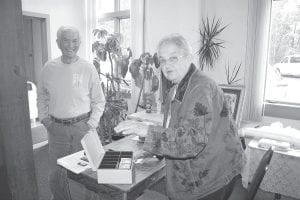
[219,84,246,128]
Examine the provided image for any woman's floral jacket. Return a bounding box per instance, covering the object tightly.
[144,64,245,200]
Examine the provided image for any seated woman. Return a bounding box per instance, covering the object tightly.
[115,33,245,200]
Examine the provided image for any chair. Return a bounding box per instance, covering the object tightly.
[229,147,274,200]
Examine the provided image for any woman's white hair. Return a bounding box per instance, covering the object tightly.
[157,33,192,56]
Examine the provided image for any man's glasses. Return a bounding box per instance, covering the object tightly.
[158,55,186,65]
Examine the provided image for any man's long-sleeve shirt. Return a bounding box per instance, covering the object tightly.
[37,57,106,128]
[144,64,245,200]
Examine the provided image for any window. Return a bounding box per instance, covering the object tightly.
[96,0,131,90]
[264,0,300,119]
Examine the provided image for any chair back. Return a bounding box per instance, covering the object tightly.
[247,147,274,200]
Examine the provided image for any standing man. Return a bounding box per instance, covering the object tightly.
[37,26,106,200]
[115,34,245,200]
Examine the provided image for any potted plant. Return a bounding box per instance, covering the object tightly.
[92,29,132,144]
[129,52,160,113]
[198,17,228,70]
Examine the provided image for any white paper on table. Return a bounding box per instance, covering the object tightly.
[57,150,91,174]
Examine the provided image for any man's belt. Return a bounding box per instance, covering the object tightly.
[51,112,91,125]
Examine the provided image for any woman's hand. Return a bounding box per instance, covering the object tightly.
[114,120,150,137]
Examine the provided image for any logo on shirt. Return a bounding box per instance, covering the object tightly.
[73,73,83,87]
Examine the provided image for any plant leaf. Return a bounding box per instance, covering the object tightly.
[198,16,228,70]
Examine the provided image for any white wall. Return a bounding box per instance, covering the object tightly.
[144,0,200,63]
[21,0,88,60]
[144,0,248,85]
[200,0,248,84]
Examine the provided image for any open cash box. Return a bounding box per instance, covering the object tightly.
[81,130,134,184]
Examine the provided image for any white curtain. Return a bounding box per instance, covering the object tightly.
[243,0,272,122]
[128,0,146,113]
[130,0,145,58]
[84,0,97,62]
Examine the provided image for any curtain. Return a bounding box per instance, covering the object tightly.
[84,0,97,62]
[128,0,146,113]
[243,0,272,122]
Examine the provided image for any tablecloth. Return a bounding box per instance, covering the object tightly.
[242,140,300,199]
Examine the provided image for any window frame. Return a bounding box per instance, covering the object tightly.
[97,0,130,33]
[97,0,132,91]
[264,0,300,121]
[264,102,300,120]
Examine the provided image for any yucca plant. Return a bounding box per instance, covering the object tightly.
[198,17,228,70]
[225,62,242,85]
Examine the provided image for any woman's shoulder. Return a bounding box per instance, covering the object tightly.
[190,69,219,93]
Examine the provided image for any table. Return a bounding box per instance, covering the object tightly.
[127,110,163,126]
[68,135,166,200]
[243,139,300,199]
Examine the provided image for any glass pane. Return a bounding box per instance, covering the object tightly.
[120,18,132,80]
[97,20,114,35]
[120,18,131,49]
[95,20,114,79]
[120,0,131,10]
[99,0,114,13]
[265,0,300,104]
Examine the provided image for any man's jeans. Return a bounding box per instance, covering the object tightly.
[47,119,93,200]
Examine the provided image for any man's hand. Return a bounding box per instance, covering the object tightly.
[41,117,52,129]
[114,120,150,137]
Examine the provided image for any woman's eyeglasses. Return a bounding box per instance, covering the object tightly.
[158,55,186,65]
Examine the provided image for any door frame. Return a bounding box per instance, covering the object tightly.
[22,11,51,61]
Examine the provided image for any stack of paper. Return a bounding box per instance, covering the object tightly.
[242,124,300,147]
[57,150,90,174]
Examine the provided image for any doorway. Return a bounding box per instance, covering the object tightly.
[22,12,50,84]
[23,12,50,124]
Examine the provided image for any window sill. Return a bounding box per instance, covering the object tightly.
[264,102,300,120]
